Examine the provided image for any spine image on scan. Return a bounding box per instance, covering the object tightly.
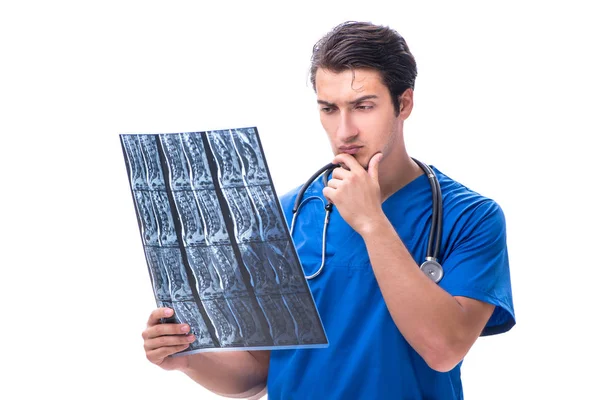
[120,128,328,355]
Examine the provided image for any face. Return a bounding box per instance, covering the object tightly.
[315,68,412,168]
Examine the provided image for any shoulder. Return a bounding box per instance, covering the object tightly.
[434,167,507,248]
[276,183,304,214]
[435,167,505,221]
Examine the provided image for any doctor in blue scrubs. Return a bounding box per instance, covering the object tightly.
[142,21,515,400]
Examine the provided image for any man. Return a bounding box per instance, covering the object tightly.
[142,21,515,399]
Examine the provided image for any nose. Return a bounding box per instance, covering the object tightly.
[336,111,359,143]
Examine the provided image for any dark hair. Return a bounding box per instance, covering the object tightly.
[310,21,417,115]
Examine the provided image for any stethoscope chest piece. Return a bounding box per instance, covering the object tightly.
[420,259,444,283]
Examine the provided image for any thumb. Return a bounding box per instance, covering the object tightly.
[368,153,383,181]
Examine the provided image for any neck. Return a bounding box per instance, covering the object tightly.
[378,151,424,202]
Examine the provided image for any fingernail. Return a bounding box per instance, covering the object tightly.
[181,325,189,332]
[164,308,173,317]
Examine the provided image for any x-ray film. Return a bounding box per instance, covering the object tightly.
[120,127,328,355]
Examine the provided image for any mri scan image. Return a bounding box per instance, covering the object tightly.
[121,128,327,355]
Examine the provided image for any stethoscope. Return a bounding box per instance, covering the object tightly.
[290,158,444,283]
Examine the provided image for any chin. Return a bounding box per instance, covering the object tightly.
[359,153,375,168]
[357,158,370,170]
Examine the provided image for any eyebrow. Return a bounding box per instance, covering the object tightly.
[317,95,379,107]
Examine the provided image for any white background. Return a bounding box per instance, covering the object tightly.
[1,0,598,398]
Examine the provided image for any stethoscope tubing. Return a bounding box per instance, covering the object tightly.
[411,158,442,261]
[291,158,443,282]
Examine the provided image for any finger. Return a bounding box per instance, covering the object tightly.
[147,307,174,328]
[146,343,191,364]
[143,321,191,340]
[367,153,383,181]
[322,187,335,204]
[145,333,196,352]
[332,153,362,171]
[327,178,342,189]
[331,167,351,180]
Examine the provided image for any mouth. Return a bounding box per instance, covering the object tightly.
[338,145,363,155]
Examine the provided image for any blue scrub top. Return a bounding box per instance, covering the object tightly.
[267,166,515,400]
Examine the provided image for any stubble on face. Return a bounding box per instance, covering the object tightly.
[315,68,403,170]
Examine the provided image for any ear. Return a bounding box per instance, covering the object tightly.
[398,88,414,119]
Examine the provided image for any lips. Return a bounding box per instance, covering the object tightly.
[338,146,363,155]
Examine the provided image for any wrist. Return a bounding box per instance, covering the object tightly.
[176,354,194,372]
[357,212,390,237]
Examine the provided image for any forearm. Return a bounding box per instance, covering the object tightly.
[180,350,269,398]
[361,218,483,371]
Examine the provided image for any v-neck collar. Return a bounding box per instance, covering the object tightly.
[300,167,435,267]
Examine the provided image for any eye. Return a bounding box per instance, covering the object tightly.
[356,104,374,111]
[320,106,336,114]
